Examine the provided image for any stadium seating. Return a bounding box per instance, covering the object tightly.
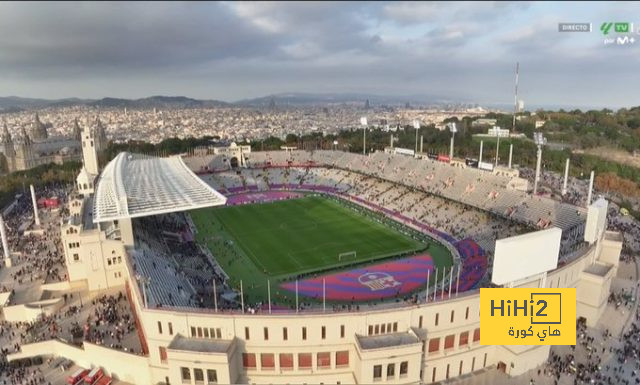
[179,149,589,295]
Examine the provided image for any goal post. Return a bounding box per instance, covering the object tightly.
[338,251,357,262]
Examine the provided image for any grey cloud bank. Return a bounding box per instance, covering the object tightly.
[0,1,638,108]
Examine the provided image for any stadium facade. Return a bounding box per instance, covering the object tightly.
[8,143,622,385]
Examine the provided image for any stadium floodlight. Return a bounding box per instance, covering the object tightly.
[533,131,547,146]
[360,117,367,155]
[413,120,420,153]
[448,123,457,159]
[494,126,501,168]
[533,131,546,194]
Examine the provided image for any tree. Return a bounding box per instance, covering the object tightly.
[0,153,7,173]
[285,134,298,144]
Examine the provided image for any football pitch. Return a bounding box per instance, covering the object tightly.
[191,195,453,301]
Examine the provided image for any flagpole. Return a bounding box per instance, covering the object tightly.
[433,267,438,302]
[448,267,453,299]
[240,280,244,313]
[213,278,218,312]
[295,279,299,313]
[323,278,326,312]
[456,264,461,297]
[425,269,430,303]
[268,279,272,314]
[441,266,446,299]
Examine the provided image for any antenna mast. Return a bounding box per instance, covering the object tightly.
[512,62,519,133]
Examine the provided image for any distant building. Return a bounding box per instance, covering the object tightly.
[72,117,82,140]
[487,126,510,138]
[30,112,48,141]
[472,118,497,127]
[212,142,251,168]
[0,114,107,173]
[535,120,545,129]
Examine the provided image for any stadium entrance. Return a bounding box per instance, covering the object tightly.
[230,157,239,168]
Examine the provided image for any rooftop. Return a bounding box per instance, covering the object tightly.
[82,196,96,230]
[356,332,420,350]
[167,335,233,354]
[584,263,612,277]
[93,152,226,222]
[604,231,623,243]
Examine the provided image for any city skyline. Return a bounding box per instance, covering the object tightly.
[1,1,638,108]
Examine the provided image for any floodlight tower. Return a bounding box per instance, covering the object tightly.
[494,126,501,167]
[533,132,547,195]
[413,120,420,153]
[360,117,367,155]
[512,62,520,134]
[586,170,595,206]
[448,122,457,159]
[508,143,514,169]
[562,158,570,196]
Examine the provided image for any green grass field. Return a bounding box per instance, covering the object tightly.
[191,194,453,303]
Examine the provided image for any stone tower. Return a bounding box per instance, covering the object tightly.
[81,121,99,175]
[77,122,99,196]
[14,126,34,170]
[72,118,82,141]
[0,123,16,172]
[92,116,108,152]
[30,113,48,141]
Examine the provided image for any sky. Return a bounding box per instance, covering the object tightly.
[0,1,639,108]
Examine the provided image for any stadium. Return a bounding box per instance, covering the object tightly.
[5,134,622,385]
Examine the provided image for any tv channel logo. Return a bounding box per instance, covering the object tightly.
[480,288,576,345]
[601,22,633,35]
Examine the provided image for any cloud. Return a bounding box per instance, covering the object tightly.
[0,1,636,108]
[383,2,442,23]
[0,2,281,73]
[383,1,531,25]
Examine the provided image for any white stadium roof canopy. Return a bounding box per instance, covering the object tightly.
[93,152,226,223]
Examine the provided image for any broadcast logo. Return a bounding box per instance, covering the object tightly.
[480,288,576,345]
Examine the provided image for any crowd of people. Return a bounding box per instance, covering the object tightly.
[0,183,144,382]
[0,365,48,385]
[535,297,640,385]
[83,293,137,353]
[2,184,70,291]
